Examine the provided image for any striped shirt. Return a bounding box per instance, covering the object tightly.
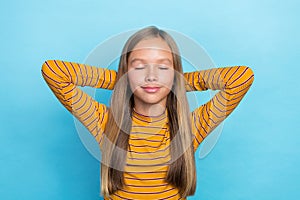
[41,60,254,199]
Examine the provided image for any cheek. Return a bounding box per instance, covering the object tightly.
[159,71,175,88]
[127,71,144,91]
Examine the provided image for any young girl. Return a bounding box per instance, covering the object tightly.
[41,26,254,200]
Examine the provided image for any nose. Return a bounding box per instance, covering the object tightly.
[145,64,158,82]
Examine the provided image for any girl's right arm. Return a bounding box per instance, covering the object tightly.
[41,60,117,144]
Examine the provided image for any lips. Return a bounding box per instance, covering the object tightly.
[141,86,161,93]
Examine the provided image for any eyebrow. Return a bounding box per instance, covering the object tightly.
[130,58,173,65]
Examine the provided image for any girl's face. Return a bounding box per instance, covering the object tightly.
[127,37,175,110]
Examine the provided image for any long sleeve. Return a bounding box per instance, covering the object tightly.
[41,60,117,144]
[184,66,255,151]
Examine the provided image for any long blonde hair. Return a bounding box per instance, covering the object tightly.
[100,26,196,198]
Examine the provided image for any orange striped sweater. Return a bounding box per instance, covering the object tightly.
[41,60,254,199]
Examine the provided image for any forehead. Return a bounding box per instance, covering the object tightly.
[133,37,171,51]
[128,38,173,63]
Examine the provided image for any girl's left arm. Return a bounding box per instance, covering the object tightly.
[184,66,255,150]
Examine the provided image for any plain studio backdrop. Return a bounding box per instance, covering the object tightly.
[0,0,299,199]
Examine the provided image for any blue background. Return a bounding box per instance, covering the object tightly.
[0,0,299,199]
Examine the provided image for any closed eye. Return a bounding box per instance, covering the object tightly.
[159,67,169,70]
[133,64,146,70]
[134,67,145,70]
[158,65,170,70]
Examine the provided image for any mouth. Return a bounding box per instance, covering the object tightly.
[141,86,161,93]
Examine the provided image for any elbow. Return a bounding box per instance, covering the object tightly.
[41,60,55,81]
[227,66,255,89]
[41,60,49,78]
[243,66,255,86]
[237,65,255,83]
[41,60,50,73]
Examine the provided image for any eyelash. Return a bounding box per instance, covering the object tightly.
[134,65,169,70]
[135,67,145,70]
[159,67,169,70]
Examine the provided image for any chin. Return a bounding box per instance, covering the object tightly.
[141,99,164,105]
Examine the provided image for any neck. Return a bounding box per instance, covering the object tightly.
[133,104,166,117]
